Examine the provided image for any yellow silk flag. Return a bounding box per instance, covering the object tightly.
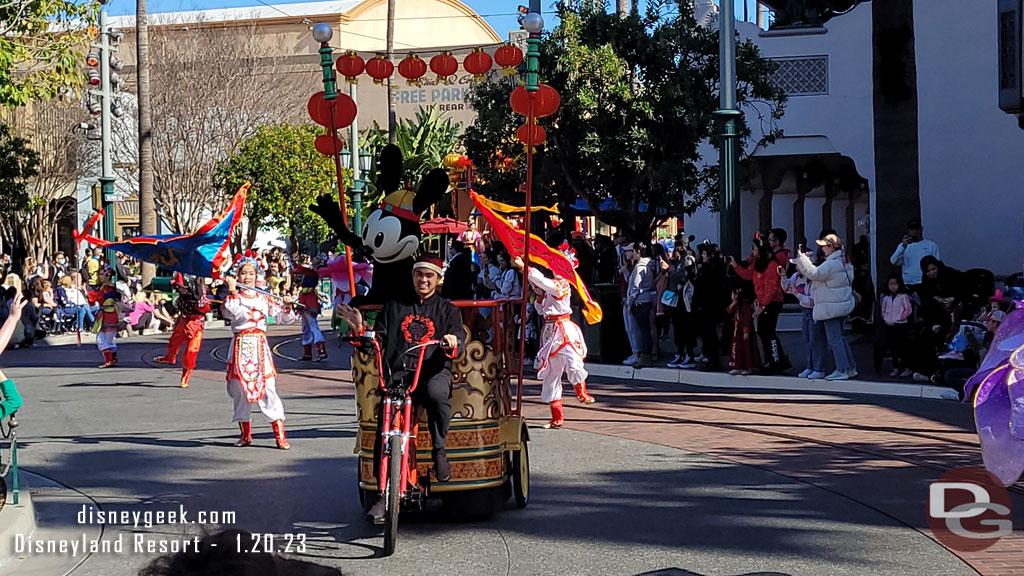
[470,191,602,324]
[473,193,560,215]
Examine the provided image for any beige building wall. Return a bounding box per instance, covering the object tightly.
[112,0,504,125]
[339,0,500,51]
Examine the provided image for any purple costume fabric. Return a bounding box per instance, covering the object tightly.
[964,301,1024,486]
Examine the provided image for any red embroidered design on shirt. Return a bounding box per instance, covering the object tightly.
[400,315,436,344]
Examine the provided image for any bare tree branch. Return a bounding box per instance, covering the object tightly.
[111,21,319,233]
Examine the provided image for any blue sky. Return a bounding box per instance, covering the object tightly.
[103,1,759,38]
[104,0,527,36]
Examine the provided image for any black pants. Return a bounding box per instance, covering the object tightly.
[373,370,452,479]
[671,304,696,356]
[758,302,789,370]
[941,367,976,401]
[413,370,452,452]
[884,323,911,369]
[697,309,722,368]
[132,311,153,333]
[910,326,945,374]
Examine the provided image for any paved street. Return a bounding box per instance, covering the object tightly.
[0,322,1020,576]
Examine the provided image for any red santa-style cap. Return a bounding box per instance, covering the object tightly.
[412,253,444,276]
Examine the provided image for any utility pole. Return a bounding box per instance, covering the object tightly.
[137,0,156,284]
[99,10,116,265]
[715,0,743,260]
[386,0,396,143]
[87,8,123,266]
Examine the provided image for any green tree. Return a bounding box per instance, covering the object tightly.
[213,123,341,250]
[360,104,462,211]
[464,0,786,240]
[0,122,39,251]
[0,0,98,108]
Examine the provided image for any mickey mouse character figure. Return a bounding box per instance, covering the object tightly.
[309,144,449,305]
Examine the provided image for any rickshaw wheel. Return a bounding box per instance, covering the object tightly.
[383,435,402,557]
[512,432,530,509]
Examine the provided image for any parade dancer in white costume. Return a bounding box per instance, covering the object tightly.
[513,255,595,429]
[222,257,298,449]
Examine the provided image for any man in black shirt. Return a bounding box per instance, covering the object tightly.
[442,240,475,300]
[338,253,464,523]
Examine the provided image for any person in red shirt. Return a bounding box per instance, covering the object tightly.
[728,284,760,374]
[87,266,122,368]
[730,234,791,374]
[154,273,211,388]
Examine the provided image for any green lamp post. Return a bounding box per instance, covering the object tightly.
[341,148,373,234]
[311,21,356,298]
[715,0,743,260]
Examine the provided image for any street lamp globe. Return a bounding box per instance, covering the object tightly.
[311,22,333,44]
[340,147,352,170]
[523,12,544,34]
[358,151,372,174]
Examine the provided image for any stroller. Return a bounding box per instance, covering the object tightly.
[960,268,996,316]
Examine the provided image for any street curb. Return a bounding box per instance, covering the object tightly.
[0,476,36,568]
[585,362,955,400]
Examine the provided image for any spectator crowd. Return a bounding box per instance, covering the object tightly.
[3,212,1019,403]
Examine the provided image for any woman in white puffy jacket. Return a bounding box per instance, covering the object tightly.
[793,234,858,381]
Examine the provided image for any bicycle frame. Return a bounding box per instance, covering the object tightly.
[360,338,442,499]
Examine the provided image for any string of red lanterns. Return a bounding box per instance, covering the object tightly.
[308,42,546,158]
[333,43,523,85]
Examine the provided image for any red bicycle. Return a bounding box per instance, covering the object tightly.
[344,335,449,556]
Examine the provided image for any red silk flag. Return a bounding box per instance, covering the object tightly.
[471,191,602,324]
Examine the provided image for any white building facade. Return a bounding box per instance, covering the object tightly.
[685,0,1024,280]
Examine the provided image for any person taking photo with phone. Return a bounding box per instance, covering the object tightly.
[890,218,940,291]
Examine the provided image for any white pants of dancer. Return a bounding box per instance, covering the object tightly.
[227,378,285,423]
[96,330,117,351]
[300,312,324,346]
[541,352,588,403]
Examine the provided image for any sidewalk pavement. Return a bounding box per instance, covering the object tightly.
[594,326,960,400]
[0,471,100,575]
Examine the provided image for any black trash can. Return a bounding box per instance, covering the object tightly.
[583,282,628,365]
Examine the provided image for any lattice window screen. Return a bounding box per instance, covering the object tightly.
[771,56,829,96]
[999,11,1017,90]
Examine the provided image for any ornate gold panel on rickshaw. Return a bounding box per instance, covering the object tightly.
[353,301,527,494]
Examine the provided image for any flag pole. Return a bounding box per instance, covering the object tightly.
[516,11,544,416]
[313,23,357,300]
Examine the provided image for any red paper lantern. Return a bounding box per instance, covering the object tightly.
[463,48,493,82]
[493,43,523,75]
[398,53,427,86]
[336,50,365,84]
[330,93,358,129]
[429,51,458,84]
[307,91,328,126]
[315,133,344,156]
[365,54,394,84]
[509,84,560,118]
[517,122,546,147]
[307,92,358,129]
